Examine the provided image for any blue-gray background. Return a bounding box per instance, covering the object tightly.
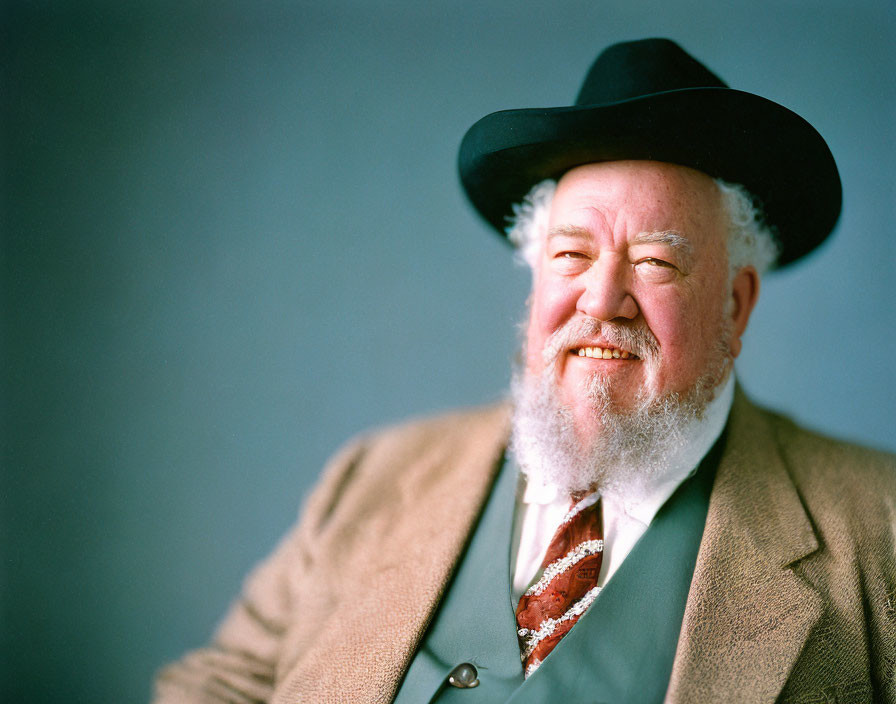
[3,1,894,701]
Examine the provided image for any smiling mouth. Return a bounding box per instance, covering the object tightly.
[571,346,640,360]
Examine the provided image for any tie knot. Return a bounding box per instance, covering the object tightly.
[563,492,600,524]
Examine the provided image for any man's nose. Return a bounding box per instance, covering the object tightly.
[576,256,638,321]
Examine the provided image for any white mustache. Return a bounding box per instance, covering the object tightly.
[541,317,659,367]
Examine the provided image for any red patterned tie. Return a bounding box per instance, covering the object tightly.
[515,493,603,677]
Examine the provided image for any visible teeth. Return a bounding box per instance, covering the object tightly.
[575,346,637,360]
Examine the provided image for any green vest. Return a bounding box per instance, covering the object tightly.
[392,438,721,704]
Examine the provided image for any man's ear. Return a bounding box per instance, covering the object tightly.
[728,266,760,358]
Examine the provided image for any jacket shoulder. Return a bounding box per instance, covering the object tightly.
[749,403,896,560]
[762,407,896,497]
[298,402,511,536]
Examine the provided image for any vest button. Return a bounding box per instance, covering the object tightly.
[447,662,479,688]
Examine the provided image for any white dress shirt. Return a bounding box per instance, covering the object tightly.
[510,376,735,603]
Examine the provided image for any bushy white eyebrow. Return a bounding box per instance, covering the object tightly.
[630,230,694,267]
[631,229,691,251]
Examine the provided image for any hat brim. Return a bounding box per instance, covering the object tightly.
[458,87,841,267]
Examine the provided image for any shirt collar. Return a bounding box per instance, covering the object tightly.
[520,375,735,523]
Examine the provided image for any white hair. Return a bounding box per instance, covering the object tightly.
[505,175,779,278]
[715,180,779,277]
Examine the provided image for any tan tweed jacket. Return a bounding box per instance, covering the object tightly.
[154,391,896,703]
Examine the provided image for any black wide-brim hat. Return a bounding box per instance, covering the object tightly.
[458,38,841,267]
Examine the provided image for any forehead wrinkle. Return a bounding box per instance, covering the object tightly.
[546,224,592,241]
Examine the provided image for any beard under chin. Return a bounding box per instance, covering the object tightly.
[509,323,732,499]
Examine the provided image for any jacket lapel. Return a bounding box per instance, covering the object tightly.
[666,390,822,703]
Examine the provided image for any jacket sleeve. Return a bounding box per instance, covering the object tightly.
[152,436,367,704]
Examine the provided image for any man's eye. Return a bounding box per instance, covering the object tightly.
[550,250,591,273]
[634,257,679,281]
[637,257,675,268]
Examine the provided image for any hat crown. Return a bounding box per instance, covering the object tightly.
[575,38,728,106]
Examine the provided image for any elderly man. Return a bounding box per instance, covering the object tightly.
[155,39,896,703]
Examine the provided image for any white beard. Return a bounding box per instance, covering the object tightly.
[510,317,732,499]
